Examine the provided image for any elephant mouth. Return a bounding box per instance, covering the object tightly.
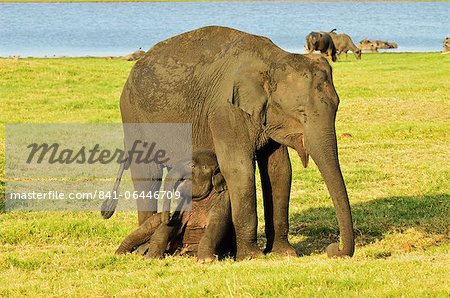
[272,132,309,168]
[298,134,309,168]
[176,179,211,201]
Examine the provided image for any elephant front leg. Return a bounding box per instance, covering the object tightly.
[257,141,296,256]
[197,196,231,263]
[220,160,262,260]
[209,109,263,260]
[211,144,261,259]
[219,161,261,260]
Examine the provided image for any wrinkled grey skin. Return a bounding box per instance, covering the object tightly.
[305,32,337,62]
[443,37,450,54]
[359,39,398,53]
[116,26,355,259]
[115,150,232,263]
[123,49,146,61]
[329,30,361,60]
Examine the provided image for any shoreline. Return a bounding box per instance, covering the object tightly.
[0,51,445,59]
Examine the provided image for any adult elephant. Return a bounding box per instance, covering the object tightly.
[115,26,354,259]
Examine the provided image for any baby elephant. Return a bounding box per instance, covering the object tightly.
[305,32,337,62]
[115,150,233,262]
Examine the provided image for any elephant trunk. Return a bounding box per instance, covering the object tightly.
[161,175,179,215]
[161,160,192,223]
[305,128,355,258]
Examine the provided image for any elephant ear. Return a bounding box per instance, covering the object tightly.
[212,171,227,193]
[229,69,270,125]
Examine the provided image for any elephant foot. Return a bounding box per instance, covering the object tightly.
[326,242,354,258]
[144,242,166,259]
[236,243,263,261]
[197,254,215,264]
[145,251,164,259]
[115,247,128,255]
[268,241,297,257]
[197,245,218,263]
[135,242,151,256]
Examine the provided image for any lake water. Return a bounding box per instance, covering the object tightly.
[0,2,449,57]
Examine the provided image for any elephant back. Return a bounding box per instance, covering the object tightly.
[137,26,284,68]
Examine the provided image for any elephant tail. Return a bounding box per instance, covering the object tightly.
[100,154,129,219]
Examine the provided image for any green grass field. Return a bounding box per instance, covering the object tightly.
[0,52,449,296]
[1,0,447,2]
[0,0,193,2]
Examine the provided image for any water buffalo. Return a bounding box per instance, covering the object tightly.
[443,37,450,54]
[359,39,398,52]
[329,29,361,60]
[305,31,337,62]
[122,49,146,61]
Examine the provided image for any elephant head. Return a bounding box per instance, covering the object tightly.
[230,53,355,257]
[161,150,226,222]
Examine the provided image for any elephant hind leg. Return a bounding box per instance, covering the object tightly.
[144,223,179,259]
[115,213,163,254]
[129,162,163,225]
[257,142,296,256]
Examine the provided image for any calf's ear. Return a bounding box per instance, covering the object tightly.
[212,172,227,193]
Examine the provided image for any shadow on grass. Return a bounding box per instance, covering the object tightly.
[290,194,450,255]
[1,190,448,256]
